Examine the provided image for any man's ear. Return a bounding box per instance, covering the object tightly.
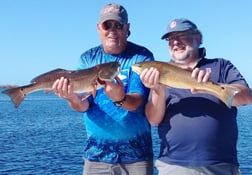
[195,32,202,45]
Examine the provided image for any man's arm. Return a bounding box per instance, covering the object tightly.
[232,84,252,106]
[140,67,166,126]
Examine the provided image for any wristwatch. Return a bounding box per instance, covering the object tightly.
[113,95,127,107]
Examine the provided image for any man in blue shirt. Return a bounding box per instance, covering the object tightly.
[52,3,154,175]
[140,18,252,175]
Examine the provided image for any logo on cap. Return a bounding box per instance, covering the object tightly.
[103,6,120,14]
[170,21,177,29]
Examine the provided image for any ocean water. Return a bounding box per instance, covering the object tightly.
[0,89,251,175]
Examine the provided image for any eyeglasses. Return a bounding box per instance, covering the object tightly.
[165,32,196,42]
[102,21,124,31]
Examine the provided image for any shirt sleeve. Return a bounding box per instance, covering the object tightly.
[222,59,249,87]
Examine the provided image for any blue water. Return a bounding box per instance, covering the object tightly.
[0,89,251,175]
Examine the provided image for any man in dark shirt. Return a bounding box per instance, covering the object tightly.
[140,18,252,175]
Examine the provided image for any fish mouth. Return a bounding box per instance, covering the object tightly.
[97,66,121,85]
[97,78,106,85]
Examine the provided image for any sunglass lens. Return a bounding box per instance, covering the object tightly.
[102,21,123,30]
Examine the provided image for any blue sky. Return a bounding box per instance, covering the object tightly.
[1,0,252,86]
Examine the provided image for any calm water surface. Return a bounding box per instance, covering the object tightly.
[0,90,251,175]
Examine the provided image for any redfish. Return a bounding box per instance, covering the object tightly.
[3,62,120,108]
[132,61,240,108]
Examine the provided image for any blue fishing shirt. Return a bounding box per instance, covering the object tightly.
[158,57,249,166]
[77,42,154,163]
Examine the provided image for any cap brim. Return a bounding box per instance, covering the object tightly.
[99,16,126,24]
[161,33,169,40]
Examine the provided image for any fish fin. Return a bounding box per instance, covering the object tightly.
[218,84,240,108]
[91,84,98,98]
[2,87,27,108]
[44,90,53,94]
[30,68,68,83]
[80,81,99,101]
[80,92,92,101]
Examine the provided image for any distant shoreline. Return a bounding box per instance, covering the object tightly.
[0,85,17,89]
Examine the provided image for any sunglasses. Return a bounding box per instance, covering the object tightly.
[165,32,196,42]
[102,21,124,30]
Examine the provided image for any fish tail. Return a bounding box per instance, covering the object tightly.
[2,87,27,108]
[219,84,240,108]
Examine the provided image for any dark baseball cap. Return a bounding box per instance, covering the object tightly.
[161,18,198,40]
[99,3,128,24]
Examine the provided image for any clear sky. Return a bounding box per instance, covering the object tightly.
[1,0,252,86]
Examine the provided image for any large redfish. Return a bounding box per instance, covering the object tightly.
[3,62,120,108]
[132,61,240,108]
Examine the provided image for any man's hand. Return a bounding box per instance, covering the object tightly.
[191,67,212,94]
[140,67,165,93]
[52,77,76,100]
[52,77,89,112]
[104,76,125,102]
